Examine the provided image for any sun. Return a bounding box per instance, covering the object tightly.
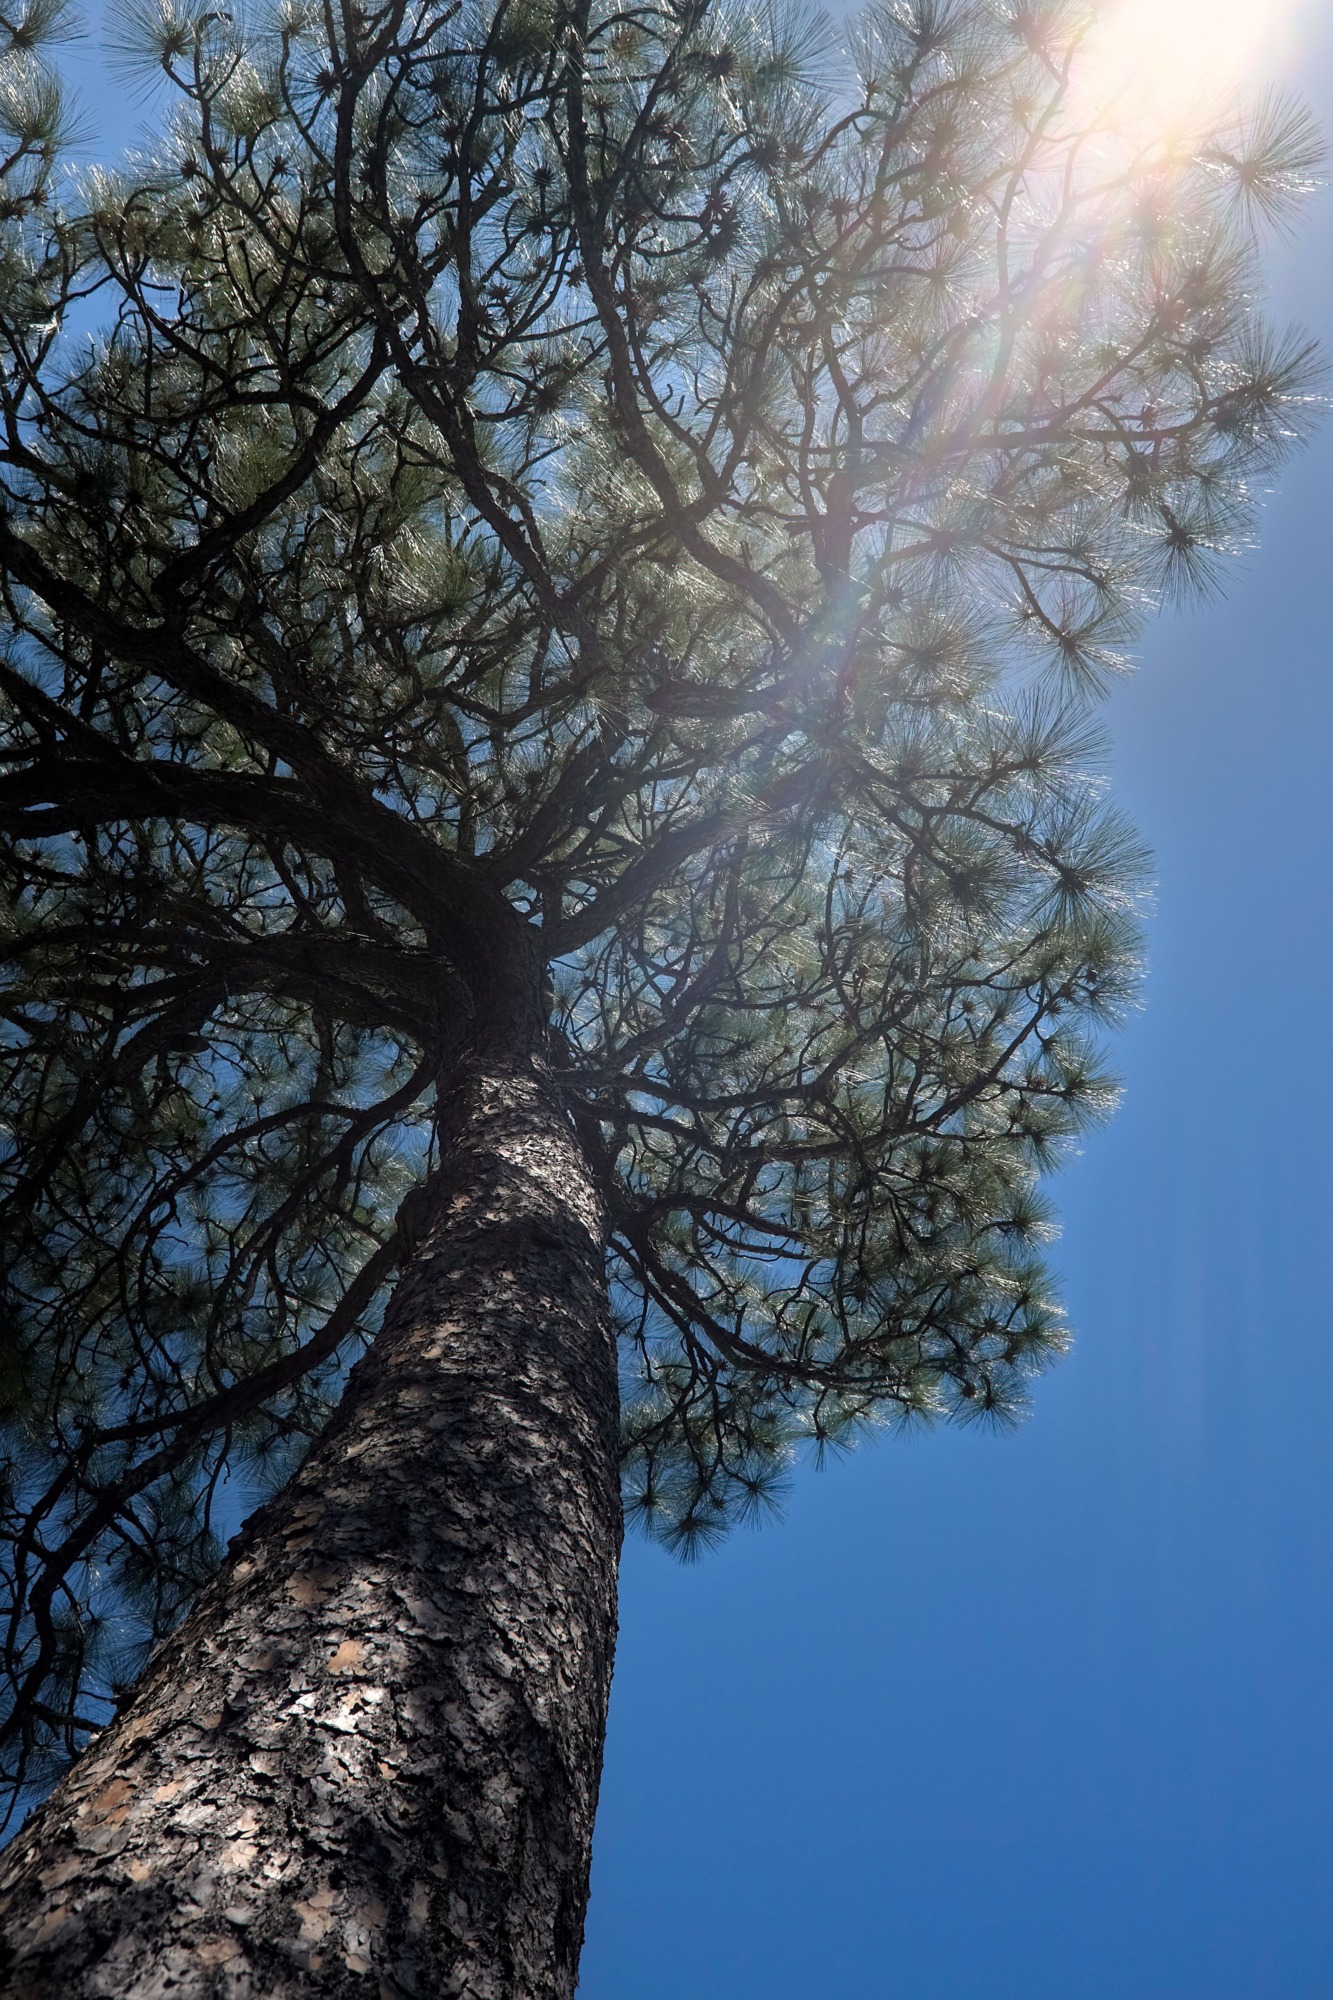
[1071,0,1318,136]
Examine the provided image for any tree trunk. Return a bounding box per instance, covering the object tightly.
[0,1059,621,1999]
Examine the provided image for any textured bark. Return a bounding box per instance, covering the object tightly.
[0,1060,622,1999]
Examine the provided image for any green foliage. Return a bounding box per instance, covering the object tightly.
[0,0,1319,1806]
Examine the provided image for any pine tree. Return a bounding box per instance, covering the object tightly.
[0,0,1318,1987]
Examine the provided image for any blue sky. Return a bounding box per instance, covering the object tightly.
[579,15,1333,2000]
[57,5,1333,1994]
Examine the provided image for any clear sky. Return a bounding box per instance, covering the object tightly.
[55,3,1333,1994]
[579,9,1333,1999]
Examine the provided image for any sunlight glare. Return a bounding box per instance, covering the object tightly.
[1072,0,1318,137]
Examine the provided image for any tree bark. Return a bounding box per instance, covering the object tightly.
[0,1059,622,1999]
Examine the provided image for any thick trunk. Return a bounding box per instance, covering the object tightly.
[0,1060,621,1999]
